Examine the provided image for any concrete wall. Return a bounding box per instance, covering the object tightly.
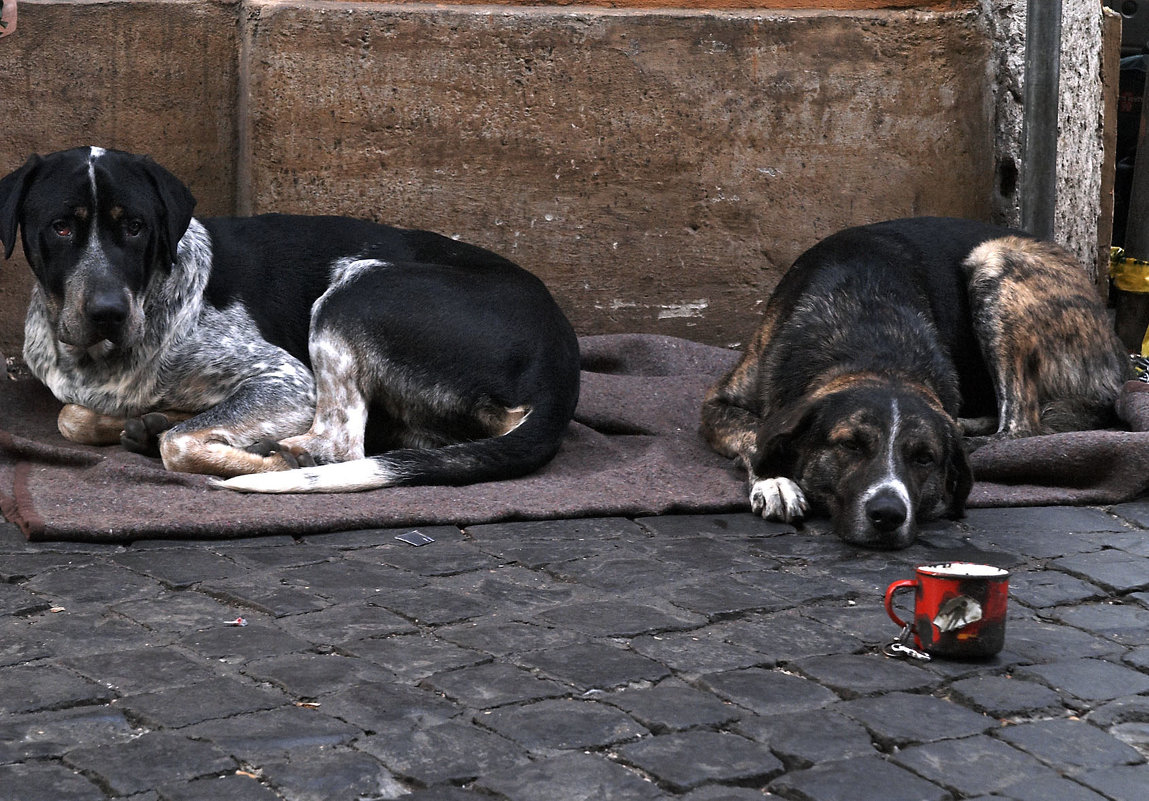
[2,1,999,354]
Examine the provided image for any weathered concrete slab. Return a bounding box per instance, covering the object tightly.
[242,3,995,346]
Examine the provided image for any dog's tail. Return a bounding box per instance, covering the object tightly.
[211,393,576,494]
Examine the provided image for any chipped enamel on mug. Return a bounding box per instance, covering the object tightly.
[884,562,1010,659]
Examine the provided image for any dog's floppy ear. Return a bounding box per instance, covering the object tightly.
[943,427,974,519]
[139,157,196,268]
[0,153,42,260]
[751,398,818,478]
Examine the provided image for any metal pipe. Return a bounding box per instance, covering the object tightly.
[1020,0,1063,239]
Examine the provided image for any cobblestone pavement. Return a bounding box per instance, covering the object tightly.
[2,503,1149,800]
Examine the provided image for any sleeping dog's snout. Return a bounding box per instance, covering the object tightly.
[865,487,908,533]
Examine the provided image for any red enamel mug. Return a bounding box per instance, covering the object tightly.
[884,562,1010,659]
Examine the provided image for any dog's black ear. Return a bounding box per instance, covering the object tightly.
[751,398,817,477]
[943,428,974,519]
[0,154,42,260]
[139,157,196,268]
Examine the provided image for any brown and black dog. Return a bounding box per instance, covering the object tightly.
[702,217,1130,549]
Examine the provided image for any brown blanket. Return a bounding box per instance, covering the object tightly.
[2,334,1148,542]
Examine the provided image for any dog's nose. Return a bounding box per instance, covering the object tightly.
[865,489,908,532]
[86,290,129,331]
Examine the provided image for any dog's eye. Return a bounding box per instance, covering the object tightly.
[51,220,72,237]
[837,438,863,453]
[124,219,144,237]
[910,448,936,466]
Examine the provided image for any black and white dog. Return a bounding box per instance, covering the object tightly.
[702,217,1130,549]
[0,147,580,492]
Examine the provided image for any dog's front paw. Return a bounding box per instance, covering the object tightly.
[243,438,317,470]
[749,477,807,522]
[122,412,178,456]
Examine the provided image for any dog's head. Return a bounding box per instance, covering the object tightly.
[0,147,196,352]
[753,380,972,549]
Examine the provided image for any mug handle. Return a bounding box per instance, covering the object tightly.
[884,579,917,628]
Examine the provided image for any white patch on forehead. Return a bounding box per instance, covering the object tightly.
[87,147,105,204]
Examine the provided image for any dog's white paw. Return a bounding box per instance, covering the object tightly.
[750,477,808,522]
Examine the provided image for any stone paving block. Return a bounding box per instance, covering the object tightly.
[647,536,761,575]
[709,608,865,662]
[801,601,900,647]
[767,755,951,801]
[361,720,529,784]
[0,762,106,801]
[665,576,790,619]
[403,789,490,801]
[0,552,100,582]
[475,751,665,800]
[630,630,765,676]
[1086,694,1149,727]
[735,568,857,606]
[947,674,1064,718]
[699,667,838,716]
[635,512,793,540]
[0,705,135,763]
[1125,644,1149,671]
[440,565,584,610]
[1009,569,1107,609]
[617,730,783,792]
[468,518,649,567]
[276,601,418,645]
[23,561,161,605]
[478,698,648,751]
[112,589,251,635]
[63,730,235,796]
[1053,549,1149,593]
[378,585,505,626]
[733,707,877,768]
[1094,529,1149,558]
[259,748,407,801]
[679,787,766,801]
[177,621,313,664]
[345,634,487,681]
[1049,602,1149,646]
[1003,617,1126,663]
[891,734,1055,797]
[838,691,995,747]
[242,651,395,699]
[0,583,51,616]
[60,646,216,694]
[994,774,1110,801]
[13,609,160,657]
[0,631,52,668]
[179,706,361,761]
[0,664,113,715]
[792,653,937,698]
[517,640,670,690]
[156,773,281,801]
[279,560,427,602]
[423,662,568,709]
[536,600,706,637]
[436,618,585,656]
[964,527,1105,559]
[549,554,689,592]
[604,681,740,732]
[994,717,1144,772]
[112,548,245,589]
[362,539,499,576]
[197,576,329,618]
[314,681,457,733]
[119,677,285,729]
[229,543,341,569]
[1076,764,1149,801]
[962,506,1127,535]
[1015,658,1149,702]
[300,525,461,550]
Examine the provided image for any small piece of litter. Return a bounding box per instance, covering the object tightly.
[224,617,248,627]
[295,701,321,709]
[49,606,66,613]
[395,530,435,547]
